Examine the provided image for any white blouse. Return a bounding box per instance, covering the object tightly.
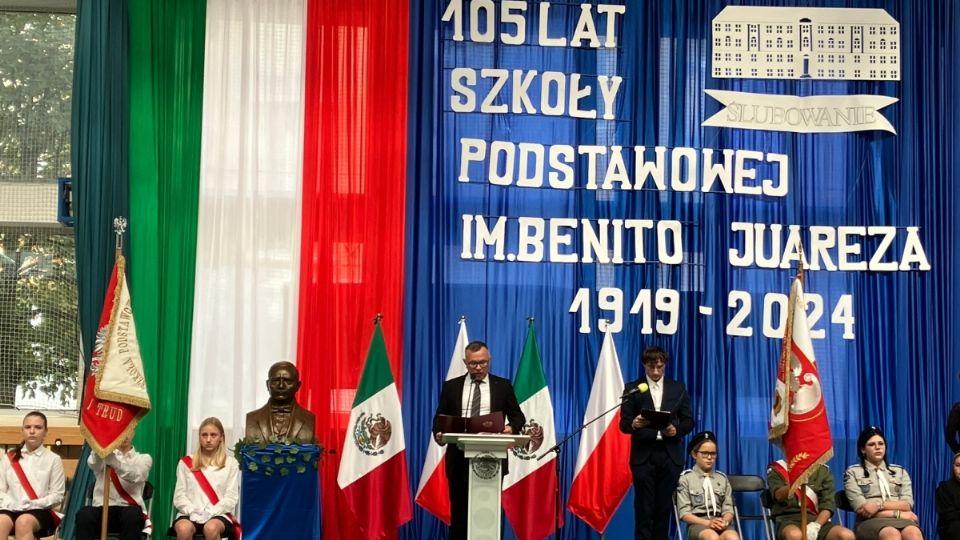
[173,455,240,518]
[0,445,65,511]
[88,447,153,509]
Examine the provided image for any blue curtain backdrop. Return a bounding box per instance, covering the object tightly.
[404,1,960,539]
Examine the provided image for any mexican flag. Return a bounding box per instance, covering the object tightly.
[502,321,562,540]
[336,320,412,538]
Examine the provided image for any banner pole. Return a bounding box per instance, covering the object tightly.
[799,483,808,535]
[101,464,112,540]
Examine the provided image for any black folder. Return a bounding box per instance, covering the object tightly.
[436,411,505,434]
[640,408,672,430]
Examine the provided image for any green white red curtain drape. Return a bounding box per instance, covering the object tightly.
[68,0,410,537]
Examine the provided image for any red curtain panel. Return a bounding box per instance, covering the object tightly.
[297,1,409,538]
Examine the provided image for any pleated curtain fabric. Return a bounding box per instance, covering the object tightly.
[61,0,130,537]
[187,0,306,444]
[127,0,207,533]
[296,1,410,538]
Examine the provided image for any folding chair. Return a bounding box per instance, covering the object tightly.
[674,475,773,540]
[672,491,684,540]
[834,489,856,528]
[760,488,778,538]
[728,474,774,540]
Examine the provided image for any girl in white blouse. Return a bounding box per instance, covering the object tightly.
[0,411,65,540]
[171,417,240,540]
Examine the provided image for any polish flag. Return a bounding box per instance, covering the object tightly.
[414,319,469,524]
[567,327,632,533]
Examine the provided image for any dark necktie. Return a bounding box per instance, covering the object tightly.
[470,380,482,417]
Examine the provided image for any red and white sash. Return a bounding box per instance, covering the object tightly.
[108,467,152,534]
[181,456,242,540]
[770,460,819,515]
[5,451,62,526]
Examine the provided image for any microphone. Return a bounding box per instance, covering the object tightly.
[621,384,644,399]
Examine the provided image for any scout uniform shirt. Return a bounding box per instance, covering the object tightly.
[767,463,836,521]
[676,465,734,519]
[843,462,914,512]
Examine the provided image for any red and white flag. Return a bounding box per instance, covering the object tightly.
[414,319,468,524]
[567,327,631,533]
[768,275,833,491]
[79,255,151,457]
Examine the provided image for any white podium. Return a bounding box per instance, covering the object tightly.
[442,433,530,540]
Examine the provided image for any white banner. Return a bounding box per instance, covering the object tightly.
[703,90,898,134]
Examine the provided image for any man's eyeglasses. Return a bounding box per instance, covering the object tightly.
[697,451,718,458]
[466,360,489,368]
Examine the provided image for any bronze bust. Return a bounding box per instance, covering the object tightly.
[245,361,316,444]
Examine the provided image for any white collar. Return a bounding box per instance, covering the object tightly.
[20,444,46,457]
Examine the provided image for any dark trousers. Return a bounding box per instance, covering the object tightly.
[76,505,144,540]
[631,444,682,540]
[940,524,960,539]
[447,458,468,540]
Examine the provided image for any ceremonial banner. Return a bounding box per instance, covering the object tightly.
[769,276,833,491]
[80,255,151,457]
[568,327,631,533]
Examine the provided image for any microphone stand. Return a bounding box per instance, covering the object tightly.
[536,392,635,540]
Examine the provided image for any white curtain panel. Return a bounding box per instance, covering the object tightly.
[187,0,306,448]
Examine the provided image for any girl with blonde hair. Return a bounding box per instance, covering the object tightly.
[171,417,240,540]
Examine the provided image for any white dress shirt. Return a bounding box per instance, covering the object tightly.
[173,455,240,518]
[0,445,65,511]
[460,374,491,417]
[88,446,152,509]
[650,378,664,440]
[650,379,664,410]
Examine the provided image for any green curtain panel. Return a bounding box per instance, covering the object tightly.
[128,0,207,533]
[64,0,130,537]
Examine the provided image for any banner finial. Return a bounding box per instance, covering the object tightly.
[113,216,128,256]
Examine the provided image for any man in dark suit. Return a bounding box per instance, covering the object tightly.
[245,361,316,443]
[619,346,695,540]
[432,340,525,540]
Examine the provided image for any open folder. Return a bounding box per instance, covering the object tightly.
[436,411,505,434]
[640,408,673,430]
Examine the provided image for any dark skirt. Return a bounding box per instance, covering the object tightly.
[0,509,58,537]
[855,517,922,538]
[168,515,236,539]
